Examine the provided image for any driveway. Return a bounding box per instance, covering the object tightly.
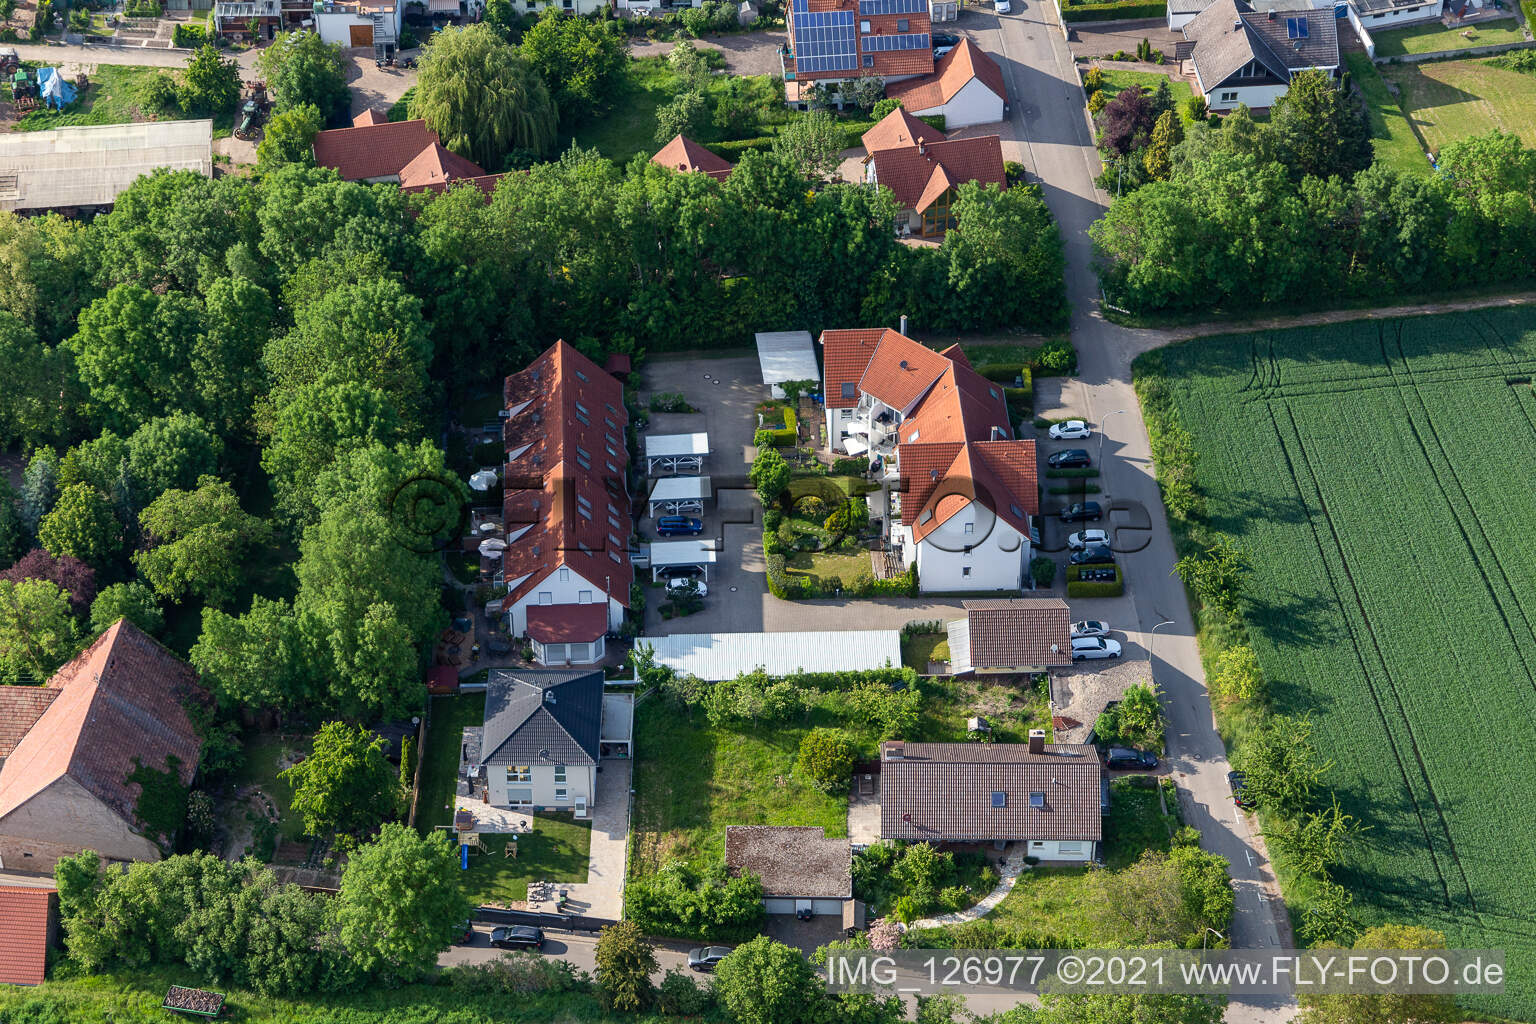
[560,759,631,921]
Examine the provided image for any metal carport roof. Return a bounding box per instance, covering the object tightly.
[647,476,712,517]
[756,331,820,399]
[635,630,903,681]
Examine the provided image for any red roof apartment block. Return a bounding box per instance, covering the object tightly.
[651,134,734,181]
[784,0,934,83]
[0,885,54,985]
[313,113,505,194]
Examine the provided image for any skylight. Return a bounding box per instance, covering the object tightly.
[991,791,1006,808]
[1028,792,1045,808]
[1286,16,1308,38]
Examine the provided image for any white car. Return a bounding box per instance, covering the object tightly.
[1071,620,1110,639]
[1067,529,1109,551]
[933,44,956,57]
[995,0,1011,11]
[1071,636,1122,661]
[1049,420,1091,440]
[667,576,707,598]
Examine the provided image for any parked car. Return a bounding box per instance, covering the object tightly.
[1069,543,1114,566]
[1067,528,1109,550]
[1106,746,1158,770]
[656,515,704,536]
[1071,636,1121,660]
[933,44,955,57]
[1059,501,1102,522]
[1047,449,1091,469]
[667,576,708,598]
[995,0,1011,12]
[688,946,732,972]
[1229,770,1254,809]
[456,920,475,944]
[1077,566,1117,582]
[657,566,702,580]
[1048,420,1090,440]
[490,926,545,950]
[931,31,960,46]
[1071,619,1110,639]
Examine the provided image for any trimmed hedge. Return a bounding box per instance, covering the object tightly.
[753,405,796,447]
[1044,467,1099,478]
[830,456,868,476]
[1067,563,1124,598]
[706,136,775,159]
[172,22,207,46]
[1060,0,1166,20]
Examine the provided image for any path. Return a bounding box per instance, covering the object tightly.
[910,847,1027,929]
[560,759,631,921]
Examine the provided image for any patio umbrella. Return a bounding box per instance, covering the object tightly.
[468,469,498,491]
[478,538,507,558]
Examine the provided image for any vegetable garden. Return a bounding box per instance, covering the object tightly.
[1144,309,1536,1019]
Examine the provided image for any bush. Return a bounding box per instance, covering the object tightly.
[1029,556,1056,588]
[1083,66,1105,93]
[1094,682,1163,750]
[1066,563,1123,597]
[797,727,856,792]
[649,391,694,413]
[657,967,714,1015]
[706,135,776,159]
[1034,336,1076,375]
[173,22,206,47]
[753,404,796,447]
[626,861,765,941]
[1088,90,1109,116]
[794,495,827,520]
[830,455,868,476]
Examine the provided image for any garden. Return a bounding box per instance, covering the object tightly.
[1343,52,1427,175]
[853,840,1000,923]
[1381,53,1536,156]
[1368,15,1524,57]
[1135,308,1536,1019]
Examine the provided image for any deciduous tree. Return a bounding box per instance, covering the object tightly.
[0,578,79,682]
[38,483,122,567]
[713,935,823,1024]
[749,445,790,505]
[1270,68,1372,182]
[415,24,558,168]
[1235,713,1330,817]
[594,920,657,1011]
[772,111,843,181]
[135,477,269,607]
[190,597,316,710]
[519,10,626,124]
[257,102,324,170]
[180,45,242,118]
[1096,86,1157,158]
[0,547,97,614]
[796,727,856,792]
[257,31,350,125]
[1298,925,1456,1024]
[336,824,470,985]
[66,283,205,432]
[89,581,164,637]
[281,720,402,838]
[944,182,1068,330]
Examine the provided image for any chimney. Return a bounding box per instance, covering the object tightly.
[918,139,926,155]
[1267,8,1274,17]
[1028,729,1045,755]
[1233,18,1241,28]
[886,741,904,760]
[899,313,909,334]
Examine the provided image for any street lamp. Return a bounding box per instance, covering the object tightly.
[1098,409,1127,510]
[1148,618,1175,685]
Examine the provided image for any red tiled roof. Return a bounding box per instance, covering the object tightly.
[861,105,946,155]
[500,341,633,612]
[820,328,887,409]
[0,886,52,985]
[899,439,1037,543]
[526,603,608,644]
[403,173,506,198]
[651,134,734,181]
[858,329,952,412]
[0,620,203,832]
[901,363,1012,445]
[398,140,489,189]
[0,686,59,762]
[886,39,1007,112]
[869,135,1007,213]
[313,119,490,187]
[961,598,1072,669]
[352,108,386,127]
[787,1,933,79]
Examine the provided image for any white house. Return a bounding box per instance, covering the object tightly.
[879,735,1102,861]
[884,39,1007,129]
[1181,0,1340,112]
[1170,0,1438,31]
[312,0,402,51]
[499,341,632,666]
[821,326,1038,594]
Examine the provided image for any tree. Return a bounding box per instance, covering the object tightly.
[1270,68,1372,182]
[90,581,164,637]
[20,447,59,539]
[258,103,324,170]
[518,10,626,124]
[1235,713,1331,817]
[66,284,205,433]
[944,182,1069,330]
[1033,992,1227,1024]
[336,824,470,985]
[0,548,97,614]
[281,721,402,839]
[1096,86,1157,158]
[594,920,657,1012]
[415,24,558,169]
[1263,796,1365,879]
[0,211,97,345]
[482,0,520,40]
[125,413,224,506]
[713,935,824,1024]
[180,45,242,118]
[256,31,350,125]
[848,73,886,111]
[749,445,791,505]
[773,112,843,180]
[1175,538,1245,619]
[654,88,709,146]
[797,727,856,792]
[0,578,78,682]
[1089,850,1197,945]
[872,97,902,121]
[0,476,23,568]
[261,378,403,525]
[1209,644,1264,706]
[1142,109,1182,181]
[1298,925,1457,1024]
[197,275,274,436]
[190,597,316,710]
[1298,878,1358,946]
[0,312,71,449]
[135,477,269,608]
[38,483,122,567]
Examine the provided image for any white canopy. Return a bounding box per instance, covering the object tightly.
[842,436,869,455]
[648,475,711,517]
[648,540,718,580]
[636,630,903,681]
[755,331,820,399]
[644,432,710,474]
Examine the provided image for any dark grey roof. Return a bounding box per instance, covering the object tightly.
[1352,0,1435,14]
[478,668,602,767]
[880,742,1102,843]
[1185,0,1337,90]
[1244,7,1338,70]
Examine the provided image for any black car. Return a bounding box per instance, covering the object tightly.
[1069,543,1114,565]
[1047,448,1091,469]
[1228,771,1254,809]
[688,946,732,972]
[1059,501,1103,522]
[931,31,961,47]
[1077,566,1116,582]
[1106,746,1158,770]
[490,925,545,951]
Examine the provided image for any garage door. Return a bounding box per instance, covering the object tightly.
[349,23,371,46]
[811,899,845,917]
[763,898,795,915]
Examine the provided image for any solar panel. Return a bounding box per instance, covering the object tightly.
[792,7,856,70]
[858,0,926,13]
[864,32,931,50]
[1285,16,1309,37]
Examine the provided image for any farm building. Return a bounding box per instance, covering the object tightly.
[0,120,212,214]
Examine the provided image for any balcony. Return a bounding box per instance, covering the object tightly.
[215,0,278,16]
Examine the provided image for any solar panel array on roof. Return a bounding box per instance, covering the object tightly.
[864,32,931,50]
[1286,15,1308,37]
[858,0,926,13]
[792,0,857,73]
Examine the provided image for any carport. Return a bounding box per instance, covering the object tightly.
[756,331,820,399]
[634,629,902,680]
[644,432,710,475]
[648,539,718,581]
[647,476,712,517]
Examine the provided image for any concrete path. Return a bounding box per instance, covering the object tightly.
[910,847,1027,929]
[561,759,631,921]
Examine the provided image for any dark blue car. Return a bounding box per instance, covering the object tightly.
[656,515,704,536]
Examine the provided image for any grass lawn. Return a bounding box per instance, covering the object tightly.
[914,675,1052,744]
[900,631,951,672]
[1094,68,1194,111]
[1134,309,1536,1020]
[1369,15,1524,57]
[13,64,232,134]
[784,545,870,583]
[1345,51,1428,175]
[417,692,486,832]
[447,550,480,585]
[232,732,312,845]
[1382,56,1536,156]
[457,815,591,907]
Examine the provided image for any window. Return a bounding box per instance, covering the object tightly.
[963,522,974,534]
[860,17,870,30]
[1219,91,1238,102]
[841,381,856,399]
[862,54,874,67]
[559,567,570,581]
[537,591,553,605]
[576,452,591,470]
[576,401,589,416]
[579,590,593,604]
[908,429,920,442]
[574,410,589,425]
[962,566,971,577]
[990,791,1006,808]
[575,369,588,382]
[1028,792,1045,808]
[555,787,569,801]
[1057,842,1085,856]
[1285,15,1308,38]
[507,765,532,783]
[554,764,567,783]
[897,16,908,29]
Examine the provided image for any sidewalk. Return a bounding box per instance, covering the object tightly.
[561,758,631,921]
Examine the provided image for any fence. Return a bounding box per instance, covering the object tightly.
[405,712,428,828]
[474,905,618,934]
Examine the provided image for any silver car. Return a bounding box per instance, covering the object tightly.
[1067,529,1109,550]
[1071,636,1122,660]
[1071,620,1110,639]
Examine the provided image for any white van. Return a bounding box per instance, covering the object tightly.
[996,0,1012,12]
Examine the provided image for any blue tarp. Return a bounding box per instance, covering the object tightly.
[37,67,76,110]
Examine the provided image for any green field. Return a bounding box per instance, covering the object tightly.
[1369,15,1524,56]
[1142,309,1536,1019]
[1382,56,1536,157]
[1344,52,1428,174]
[1095,68,1195,111]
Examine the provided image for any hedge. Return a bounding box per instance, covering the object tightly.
[1060,0,1166,19]
[1044,467,1099,478]
[830,456,868,476]
[172,22,206,46]
[1066,564,1124,598]
[974,362,1028,384]
[753,405,796,447]
[706,136,775,159]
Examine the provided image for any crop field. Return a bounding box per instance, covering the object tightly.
[1146,309,1536,1019]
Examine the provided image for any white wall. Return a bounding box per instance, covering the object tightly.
[914,504,1028,592]
[1026,839,1092,862]
[911,76,1004,129]
[486,762,597,809]
[505,564,624,637]
[1357,1,1438,26]
[1205,81,1290,111]
[1167,8,1201,29]
[825,405,857,452]
[533,635,607,666]
[763,897,847,915]
[315,12,374,46]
